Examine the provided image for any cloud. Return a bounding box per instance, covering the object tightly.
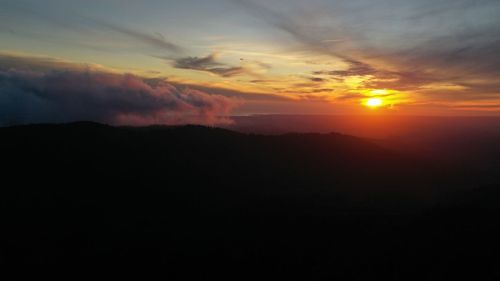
[335,92,396,101]
[313,60,377,78]
[1,3,184,55]
[231,0,358,62]
[0,54,241,126]
[158,53,258,78]
[335,93,368,101]
[309,77,326,83]
[170,82,289,101]
[453,104,500,109]
[172,53,245,77]
[95,21,184,54]
[235,0,500,103]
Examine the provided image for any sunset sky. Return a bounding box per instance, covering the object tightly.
[1,0,500,125]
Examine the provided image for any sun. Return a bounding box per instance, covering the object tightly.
[365,98,383,108]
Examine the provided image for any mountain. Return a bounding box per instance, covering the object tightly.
[0,123,499,280]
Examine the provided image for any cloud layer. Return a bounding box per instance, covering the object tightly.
[2,0,500,114]
[0,54,240,126]
[235,0,500,105]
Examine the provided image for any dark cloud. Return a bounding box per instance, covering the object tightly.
[335,93,367,101]
[293,83,318,88]
[168,53,248,77]
[310,88,334,93]
[363,71,440,91]
[417,88,500,102]
[457,82,500,94]
[279,87,334,95]
[249,79,277,84]
[312,60,434,91]
[312,59,440,92]
[335,92,395,101]
[313,60,377,78]
[0,55,240,126]
[309,77,326,82]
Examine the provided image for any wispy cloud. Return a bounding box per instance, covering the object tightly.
[234,0,500,104]
[230,0,365,64]
[313,60,376,78]
[95,21,184,54]
[1,3,183,55]
[156,52,268,78]
[170,53,246,77]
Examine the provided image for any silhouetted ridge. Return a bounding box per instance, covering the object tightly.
[3,121,110,130]
[1,123,498,280]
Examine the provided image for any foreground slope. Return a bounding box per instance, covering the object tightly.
[0,123,499,280]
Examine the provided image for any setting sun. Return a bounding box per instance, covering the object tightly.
[365,98,383,108]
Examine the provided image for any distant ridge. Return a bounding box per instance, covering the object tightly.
[1,120,498,280]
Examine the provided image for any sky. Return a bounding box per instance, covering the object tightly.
[1,0,500,125]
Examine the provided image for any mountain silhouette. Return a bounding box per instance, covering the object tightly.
[1,123,499,280]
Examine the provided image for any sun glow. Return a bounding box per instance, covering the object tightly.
[370,89,388,95]
[365,98,383,108]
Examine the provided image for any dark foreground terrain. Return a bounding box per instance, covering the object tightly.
[1,122,500,280]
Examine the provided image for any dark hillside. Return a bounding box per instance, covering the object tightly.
[0,123,499,280]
